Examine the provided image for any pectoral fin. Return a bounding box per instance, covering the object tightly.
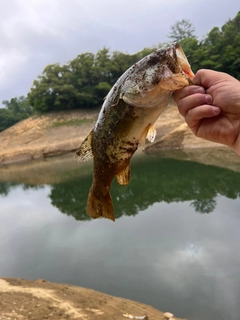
[146,125,157,143]
[140,124,157,149]
[75,130,93,162]
[116,163,130,185]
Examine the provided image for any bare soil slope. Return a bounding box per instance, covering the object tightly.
[0,110,98,164]
[0,278,185,320]
[0,104,224,165]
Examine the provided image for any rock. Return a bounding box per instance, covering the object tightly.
[164,312,174,319]
[0,152,33,164]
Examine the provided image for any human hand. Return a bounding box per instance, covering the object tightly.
[174,69,240,155]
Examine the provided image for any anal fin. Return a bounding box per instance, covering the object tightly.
[116,163,130,185]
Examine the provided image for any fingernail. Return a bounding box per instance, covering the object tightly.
[192,86,205,94]
[206,94,213,105]
[212,106,220,115]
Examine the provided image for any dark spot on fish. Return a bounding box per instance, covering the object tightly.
[148,54,159,66]
[110,153,118,162]
[166,56,180,74]
[119,140,138,154]
[152,76,160,85]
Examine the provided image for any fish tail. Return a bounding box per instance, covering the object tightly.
[86,185,115,221]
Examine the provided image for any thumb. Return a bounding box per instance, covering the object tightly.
[193,69,220,88]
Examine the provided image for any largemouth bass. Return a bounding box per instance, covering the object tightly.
[75,43,194,221]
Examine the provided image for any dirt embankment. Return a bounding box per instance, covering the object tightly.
[0,110,98,165]
[0,104,228,165]
[0,278,185,320]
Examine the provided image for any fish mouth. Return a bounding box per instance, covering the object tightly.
[171,43,195,81]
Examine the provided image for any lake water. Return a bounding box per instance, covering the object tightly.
[0,152,240,320]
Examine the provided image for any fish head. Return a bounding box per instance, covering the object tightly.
[121,43,194,107]
[159,42,194,90]
[169,42,195,82]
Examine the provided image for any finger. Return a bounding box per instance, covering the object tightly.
[193,69,228,88]
[185,105,221,129]
[174,85,205,103]
[177,93,213,117]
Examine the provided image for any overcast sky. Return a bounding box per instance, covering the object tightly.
[0,0,239,106]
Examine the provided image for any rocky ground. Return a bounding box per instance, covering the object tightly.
[0,278,185,320]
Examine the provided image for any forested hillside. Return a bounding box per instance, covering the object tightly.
[1,11,239,132]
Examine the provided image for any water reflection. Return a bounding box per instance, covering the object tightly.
[1,154,240,320]
[1,156,240,219]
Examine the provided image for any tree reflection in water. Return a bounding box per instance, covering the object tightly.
[49,157,240,220]
[1,156,240,220]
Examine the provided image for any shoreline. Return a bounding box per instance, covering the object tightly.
[0,105,239,171]
[0,278,186,320]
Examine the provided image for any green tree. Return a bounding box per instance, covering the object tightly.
[2,96,32,116]
[26,12,240,115]
[175,12,240,79]
[180,37,200,73]
[168,19,196,42]
[199,11,240,78]
[94,82,112,98]
[0,96,33,132]
[27,47,153,113]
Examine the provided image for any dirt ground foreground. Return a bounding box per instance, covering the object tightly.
[0,278,186,320]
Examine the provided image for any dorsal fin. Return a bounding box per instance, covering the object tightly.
[75,130,93,162]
